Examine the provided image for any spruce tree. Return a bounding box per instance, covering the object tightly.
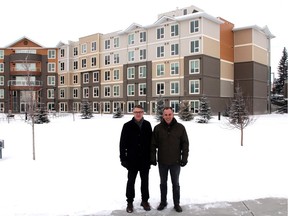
[196,96,212,123]
[274,47,287,95]
[178,100,193,121]
[155,95,165,121]
[81,101,93,119]
[113,106,124,118]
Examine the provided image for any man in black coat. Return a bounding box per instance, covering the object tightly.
[119,105,152,213]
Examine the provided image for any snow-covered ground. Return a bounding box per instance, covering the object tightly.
[0,113,287,216]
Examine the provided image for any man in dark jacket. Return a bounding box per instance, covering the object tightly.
[119,105,152,213]
[151,107,189,213]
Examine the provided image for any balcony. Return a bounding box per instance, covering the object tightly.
[10,67,41,76]
[8,80,42,91]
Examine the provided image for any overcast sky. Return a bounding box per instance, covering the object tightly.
[1,0,287,74]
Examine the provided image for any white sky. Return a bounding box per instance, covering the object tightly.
[0,113,287,215]
[1,0,287,74]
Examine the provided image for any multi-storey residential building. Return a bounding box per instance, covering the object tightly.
[0,5,274,115]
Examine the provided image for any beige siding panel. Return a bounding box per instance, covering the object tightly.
[234,29,252,45]
[234,46,253,62]
[202,18,220,40]
[202,36,220,58]
[220,61,234,80]
[254,46,268,65]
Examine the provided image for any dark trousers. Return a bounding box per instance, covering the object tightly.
[126,168,150,203]
[158,164,181,205]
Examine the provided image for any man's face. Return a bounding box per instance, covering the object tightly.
[133,108,144,122]
[163,108,174,124]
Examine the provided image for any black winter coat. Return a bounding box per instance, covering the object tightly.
[119,117,152,170]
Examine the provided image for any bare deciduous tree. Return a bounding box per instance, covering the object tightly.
[226,84,255,146]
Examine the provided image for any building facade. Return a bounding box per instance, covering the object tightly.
[0,5,274,115]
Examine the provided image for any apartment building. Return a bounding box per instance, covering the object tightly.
[0,5,274,115]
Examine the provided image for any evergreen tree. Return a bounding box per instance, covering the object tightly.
[81,101,93,119]
[34,104,50,124]
[226,84,254,146]
[178,100,193,121]
[274,47,288,95]
[155,95,165,121]
[196,96,212,123]
[113,106,124,118]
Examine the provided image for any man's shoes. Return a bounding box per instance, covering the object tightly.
[174,204,183,212]
[126,203,133,213]
[157,202,167,210]
[140,201,151,211]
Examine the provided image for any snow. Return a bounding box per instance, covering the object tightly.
[0,113,287,216]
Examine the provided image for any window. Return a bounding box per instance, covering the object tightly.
[0,63,4,72]
[139,49,146,60]
[189,59,200,74]
[170,81,179,94]
[93,87,99,97]
[140,32,146,42]
[156,64,164,76]
[91,57,97,67]
[127,84,135,96]
[60,62,65,71]
[171,24,179,37]
[93,72,99,82]
[105,40,110,49]
[47,76,56,85]
[114,37,119,48]
[127,101,135,113]
[114,53,119,64]
[113,85,120,97]
[190,40,200,53]
[170,101,179,113]
[47,89,55,99]
[139,66,146,78]
[156,82,165,95]
[81,58,87,68]
[127,67,135,79]
[104,70,110,81]
[60,49,65,57]
[104,102,111,113]
[73,75,78,84]
[83,73,89,84]
[0,89,4,99]
[105,55,110,65]
[73,61,78,70]
[171,43,179,55]
[91,41,97,51]
[60,75,65,85]
[189,80,200,94]
[157,46,164,58]
[170,62,179,75]
[0,76,4,85]
[104,86,111,97]
[73,47,78,56]
[128,51,134,62]
[60,89,65,98]
[73,88,78,98]
[83,87,89,98]
[113,69,120,80]
[157,27,164,39]
[190,100,200,113]
[139,83,146,96]
[81,44,87,54]
[48,50,56,59]
[48,63,56,72]
[190,20,200,33]
[0,50,4,59]
[128,34,135,45]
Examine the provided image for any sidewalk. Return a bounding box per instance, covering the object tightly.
[109,197,287,216]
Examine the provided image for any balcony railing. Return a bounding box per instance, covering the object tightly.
[10,67,41,76]
[8,80,42,91]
